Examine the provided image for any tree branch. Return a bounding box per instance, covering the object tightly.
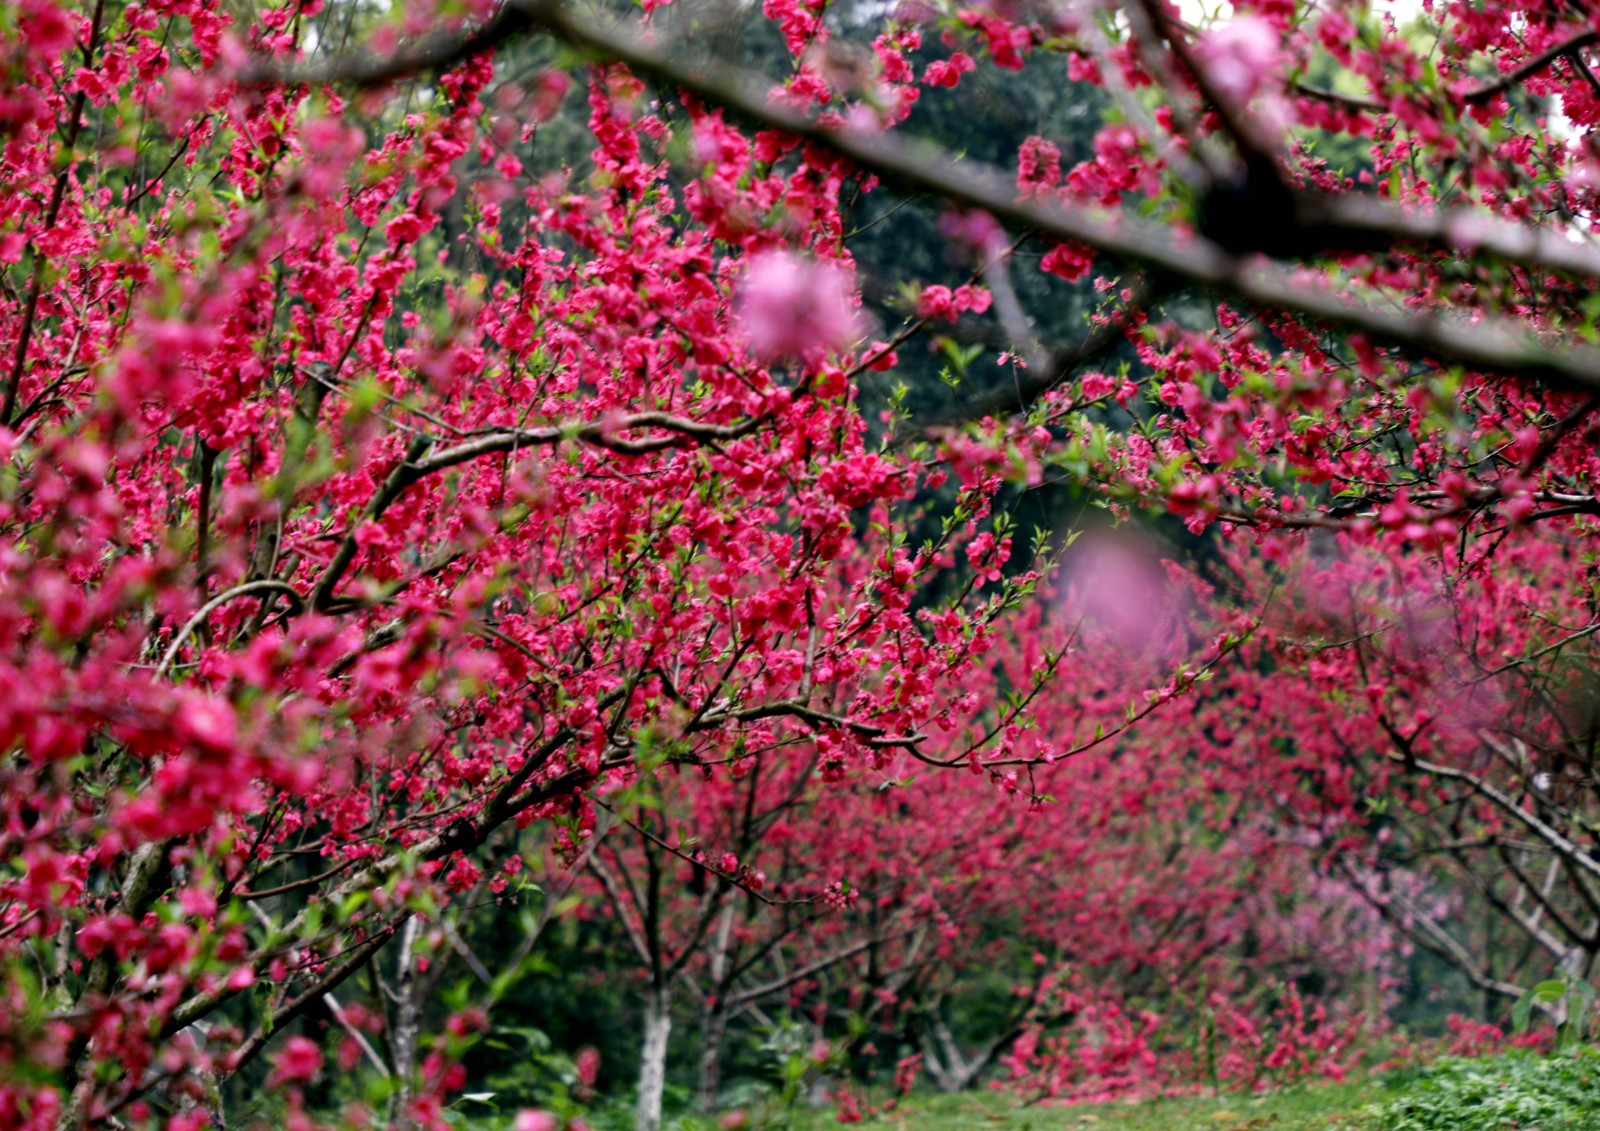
[246,1,1600,396]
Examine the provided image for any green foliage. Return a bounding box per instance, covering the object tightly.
[712,1019,849,1130]
[1357,1049,1600,1131]
[462,913,641,1104]
[1512,977,1596,1052]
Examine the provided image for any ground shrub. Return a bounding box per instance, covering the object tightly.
[1357,1049,1600,1131]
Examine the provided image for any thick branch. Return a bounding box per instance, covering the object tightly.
[415,412,763,474]
[587,855,657,968]
[224,916,408,1079]
[1465,30,1600,105]
[921,278,1167,425]
[516,1,1600,395]
[310,414,761,612]
[162,750,620,1036]
[157,581,305,675]
[1447,842,1578,961]
[248,1,1600,395]
[1289,30,1600,112]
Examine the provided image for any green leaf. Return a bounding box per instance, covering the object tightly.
[1511,989,1535,1032]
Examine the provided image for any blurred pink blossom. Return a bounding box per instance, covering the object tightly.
[268,1035,323,1087]
[576,1045,600,1087]
[1060,528,1176,653]
[1197,15,1282,107]
[736,250,863,363]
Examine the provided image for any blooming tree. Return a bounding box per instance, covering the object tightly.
[0,2,1044,1124]
[571,562,1396,1120]
[5,0,1600,1125]
[1194,533,1600,1016]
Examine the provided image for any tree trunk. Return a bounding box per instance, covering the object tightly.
[922,1013,979,1092]
[636,989,673,1131]
[697,901,737,1112]
[697,1001,729,1112]
[391,916,422,1130]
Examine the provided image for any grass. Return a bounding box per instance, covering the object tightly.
[787,1080,1378,1131]
[785,1049,1600,1131]
[466,1049,1600,1131]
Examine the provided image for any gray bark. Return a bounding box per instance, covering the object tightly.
[636,989,673,1131]
[390,916,423,1130]
[696,1002,729,1112]
[696,902,737,1111]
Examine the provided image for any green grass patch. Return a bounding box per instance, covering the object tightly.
[463,1050,1600,1131]
[787,1080,1377,1131]
[785,1049,1600,1131]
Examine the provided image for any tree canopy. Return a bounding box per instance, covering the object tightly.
[4,0,1600,1128]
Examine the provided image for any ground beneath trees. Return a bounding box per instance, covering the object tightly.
[790,1082,1375,1131]
[785,1050,1600,1131]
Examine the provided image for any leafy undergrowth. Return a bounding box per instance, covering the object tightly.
[1352,1049,1600,1131]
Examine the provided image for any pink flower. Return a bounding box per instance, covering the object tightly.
[22,0,75,60]
[923,52,975,88]
[1198,16,1282,108]
[576,1045,601,1087]
[1041,242,1094,281]
[938,209,1004,255]
[736,250,862,363]
[514,1111,560,1131]
[176,693,238,755]
[269,1036,324,1087]
[179,886,217,919]
[917,283,992,322]
[917,285,956,321]
[1017,136,1062,197]
[1079,372,1115,401]
[530,71,571,122]
[966,531,1009,585]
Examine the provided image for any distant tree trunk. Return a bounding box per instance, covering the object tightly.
[391,915,423,1130]
[921,1012,985,1092]
[169,1021,228,1128]
[919,980,1051,1094]
[697,902,738,1111]
[636,988,673,1131]
[697,1000,729,1111]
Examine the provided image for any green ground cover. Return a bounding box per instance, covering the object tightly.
[779,1050,1600,1131]
[468,1049,1600,1130]
[787,1080,1375,1131]
[1353,1050,1600,1131]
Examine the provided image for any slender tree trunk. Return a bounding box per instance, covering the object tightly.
[636,988,673,1131]
[697,1001,729,1112]
[391,916,422,1130]
[697,901,737,1112]
[923,1013,980,1092]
